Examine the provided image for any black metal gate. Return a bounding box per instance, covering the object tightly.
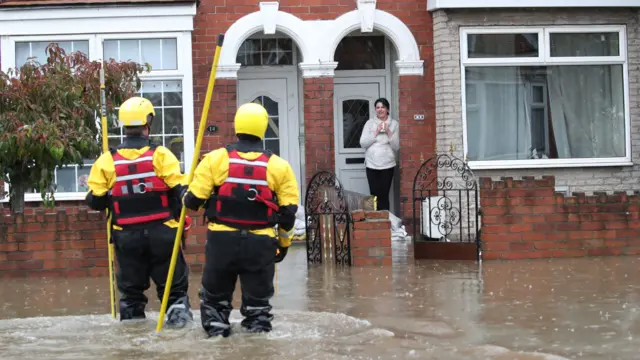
[304,171,352,266]
[411,154,481,261]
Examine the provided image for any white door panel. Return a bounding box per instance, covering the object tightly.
[237,78,288,159]
[333,78,386,196]
[237,72,302,197]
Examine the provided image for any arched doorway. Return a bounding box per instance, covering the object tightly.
[332,30,400,214]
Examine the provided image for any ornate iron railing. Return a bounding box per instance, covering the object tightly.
[412,154,480,251]
[304,171,353,266]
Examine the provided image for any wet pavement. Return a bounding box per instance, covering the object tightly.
[1,242,639,359]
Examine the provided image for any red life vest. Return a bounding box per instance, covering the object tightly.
[205,149,280,230]
[109,147,173,227]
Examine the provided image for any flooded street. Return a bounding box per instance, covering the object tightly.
[1,243,639,359]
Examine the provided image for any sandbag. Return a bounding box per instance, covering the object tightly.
[388,211,403,231]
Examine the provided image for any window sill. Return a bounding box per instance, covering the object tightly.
[0,192,87,203]
[468,158,633,170]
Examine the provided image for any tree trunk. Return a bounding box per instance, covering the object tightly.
[9,182,26,214]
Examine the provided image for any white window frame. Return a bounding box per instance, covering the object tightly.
[460,25,631,170]
[1,31,194,202]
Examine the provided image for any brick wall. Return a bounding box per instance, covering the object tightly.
[196,79,237,156]
[432,8,640,193]
[303,77,335,181]
[0,208,210,278]
[351,210,392,266]
[479,175,640,260]
[398,75,436,220]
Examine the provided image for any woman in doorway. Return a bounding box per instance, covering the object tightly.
[359,98,399,211]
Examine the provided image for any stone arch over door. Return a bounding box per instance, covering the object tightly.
[216,3,310,78]
[216,3,424,78]
[328,9,424,76]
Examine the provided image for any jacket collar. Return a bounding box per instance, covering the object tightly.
[227,139,265,153]
[118,136,156,150]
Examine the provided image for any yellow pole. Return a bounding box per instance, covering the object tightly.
[100,64,117,319]
[156,34,225,332]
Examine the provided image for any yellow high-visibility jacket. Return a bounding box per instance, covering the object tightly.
[184,146,299,248]
[85,140,187,231]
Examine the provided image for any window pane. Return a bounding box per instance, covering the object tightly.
[140,81,162,107]
[550,32,620,57]
[163,80,182,106]
[467,33,539,58]
[141,39,162,70]
[265,139,280,156]
[161,39,178,70]
[77,162,93,193]
[108,121,122,136]
[74,41,90,57]
[55,167,77,193]
[166,135,185,171]
[103,40,118,61]
[252,96,281,153]
[465,65,625,161]
[530,108,547,156]
[119,39,139,63]
[164,108,183,135]
[335,36,385,70]
[149,110,164,134]
[15,42,30,67]
[103,38,177,69]
[237,38,293,67]
[466,84,478,105]
[532,85,544,103]
[342,99,370,149]
[15,40,89,67]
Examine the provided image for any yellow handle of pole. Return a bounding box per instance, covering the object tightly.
[100,64,118,319]
[156,34,225,333]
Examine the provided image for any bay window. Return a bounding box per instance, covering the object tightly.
[1,32,194,201]
[461,26,631,169]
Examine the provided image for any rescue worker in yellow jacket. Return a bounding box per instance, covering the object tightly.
[85,97,193,328]
[183,102,299,338]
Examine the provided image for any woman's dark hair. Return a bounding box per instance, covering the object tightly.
[374,98,390,114]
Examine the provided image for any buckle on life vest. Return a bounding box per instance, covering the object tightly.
[137,183,148,194]
[247,188,258,201]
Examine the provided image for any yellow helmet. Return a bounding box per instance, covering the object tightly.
[118,97,155,127]
[234,102,268,140]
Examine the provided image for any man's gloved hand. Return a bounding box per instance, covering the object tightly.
[274,246,288,263]
[179,185,188,203]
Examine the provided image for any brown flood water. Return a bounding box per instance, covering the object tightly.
[1,242,639,360]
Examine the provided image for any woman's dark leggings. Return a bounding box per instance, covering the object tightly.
[366,167,395,211]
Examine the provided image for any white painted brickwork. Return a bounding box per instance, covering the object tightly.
[433,8,640,195]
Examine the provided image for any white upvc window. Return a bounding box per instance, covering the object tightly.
[1,31,194,202]
[460,25,631,170]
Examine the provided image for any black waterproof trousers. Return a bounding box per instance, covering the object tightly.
[200,230,278,337]
[112,222,190,320]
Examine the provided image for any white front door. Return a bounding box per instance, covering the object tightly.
[237,70,301,195]
[333,77,386,195]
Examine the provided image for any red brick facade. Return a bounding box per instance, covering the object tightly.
[479,176,640,260]
[303,77,336,180]
[351,210,393,266]
[191,0,436,220]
